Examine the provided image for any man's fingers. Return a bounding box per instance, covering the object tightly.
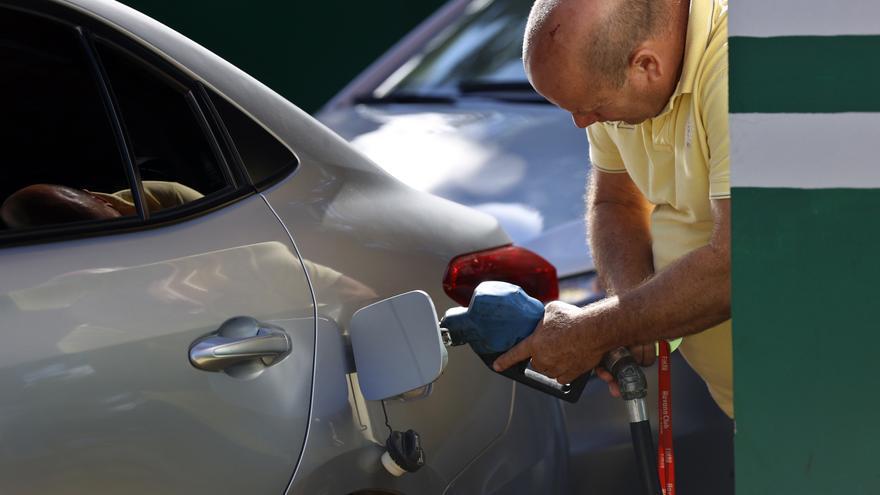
[595,366,621,397]
[530,359,553,376]
[607,381,621,398]
[632,343,658,366]
[492,338,533,372]
[557,373,577,385]
[595,367,614,383]
[641,344,657,366]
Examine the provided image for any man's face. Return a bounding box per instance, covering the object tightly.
[530,62,668,129]
[526,42,668,128]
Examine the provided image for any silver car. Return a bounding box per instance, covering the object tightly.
[0,0,570,493]
[319,0,734,493]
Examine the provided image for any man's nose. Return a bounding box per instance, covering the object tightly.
[572,113,599,128]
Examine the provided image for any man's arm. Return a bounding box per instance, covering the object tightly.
[606,197,731,343]
[494,198,730,384]
[587,168,655,295]
[587,168,657,388]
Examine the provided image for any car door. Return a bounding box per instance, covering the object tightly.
[0,6,314,494]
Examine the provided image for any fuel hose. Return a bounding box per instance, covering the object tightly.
[603,347,662,495]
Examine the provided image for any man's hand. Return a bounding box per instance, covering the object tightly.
[595,343,656,397]
[492,301,604,385]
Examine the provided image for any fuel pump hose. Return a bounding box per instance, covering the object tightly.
[603,347,662,495]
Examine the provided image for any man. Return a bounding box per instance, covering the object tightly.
[493,0,732,418]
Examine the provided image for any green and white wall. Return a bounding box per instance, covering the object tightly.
[730,2,880,493]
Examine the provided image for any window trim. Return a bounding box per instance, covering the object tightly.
[184,90,237,189]
[80,27,150,220]
[0,1,261,248]
[203,88,300,192]
[198,83,250,186]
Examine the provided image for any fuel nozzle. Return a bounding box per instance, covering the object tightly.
[439,282,545,354]
[438,281,591,402]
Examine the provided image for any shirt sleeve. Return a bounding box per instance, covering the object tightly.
[700,48,730,199]
[587,124,626,173]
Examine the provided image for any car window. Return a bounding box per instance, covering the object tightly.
[0,8,135,231]
[378,0,533,96]
[208,91,298,189]
[95,40,229,214]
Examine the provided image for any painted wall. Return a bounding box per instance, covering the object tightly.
[120,1,447,113]
[730,2,880,493]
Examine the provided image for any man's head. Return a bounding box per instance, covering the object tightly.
[1,184,123,229]
[524,0,685,127]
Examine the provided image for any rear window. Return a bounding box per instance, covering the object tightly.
[209,92,297,189]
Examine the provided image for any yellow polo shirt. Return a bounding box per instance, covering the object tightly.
[587,0,732,417]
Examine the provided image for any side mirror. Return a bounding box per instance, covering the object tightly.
[350,291,448,401]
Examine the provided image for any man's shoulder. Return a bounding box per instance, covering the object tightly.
[697,1,728,92]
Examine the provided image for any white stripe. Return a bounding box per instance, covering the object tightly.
[730,1,880,37]
[731,113,880,189]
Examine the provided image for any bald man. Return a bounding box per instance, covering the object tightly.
[494,0,732,419]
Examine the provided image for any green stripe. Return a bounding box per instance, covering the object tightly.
[730,36,880,113]
[733,187,880,494]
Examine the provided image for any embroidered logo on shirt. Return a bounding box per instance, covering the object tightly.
[685,116,694,148]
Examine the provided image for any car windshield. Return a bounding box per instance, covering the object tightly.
[378,0,533,97]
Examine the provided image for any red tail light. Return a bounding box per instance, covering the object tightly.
[443,245,559,306]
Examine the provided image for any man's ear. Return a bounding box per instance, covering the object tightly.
[628,46,662,83]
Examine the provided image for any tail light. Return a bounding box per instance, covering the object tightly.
[443,245,558,306]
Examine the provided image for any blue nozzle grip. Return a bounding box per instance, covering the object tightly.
[441,281,591,402]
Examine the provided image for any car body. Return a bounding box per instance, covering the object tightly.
[0,0,572,493]
[318,0,735,493]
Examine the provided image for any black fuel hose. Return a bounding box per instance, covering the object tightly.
[603,347,663,495]
[630,419,662,495]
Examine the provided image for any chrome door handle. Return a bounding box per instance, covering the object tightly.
[190,316,291,372]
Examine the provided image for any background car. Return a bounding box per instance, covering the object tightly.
[318,0,735,493]
[0,0,574,493]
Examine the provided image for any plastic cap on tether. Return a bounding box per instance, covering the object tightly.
[381,429,425,477]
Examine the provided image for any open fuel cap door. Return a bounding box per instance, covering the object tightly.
[350,291,448,401]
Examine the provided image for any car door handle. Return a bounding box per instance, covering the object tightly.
[189,316,292,372]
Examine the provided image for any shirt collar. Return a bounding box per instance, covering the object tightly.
[659,0,713,113]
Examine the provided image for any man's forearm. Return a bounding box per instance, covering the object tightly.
[584,220,731,351]
[587,172,654,295]
[586,173,730,358]
[589,204,654,294]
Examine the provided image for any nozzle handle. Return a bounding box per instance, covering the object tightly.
[478,352,590,403]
